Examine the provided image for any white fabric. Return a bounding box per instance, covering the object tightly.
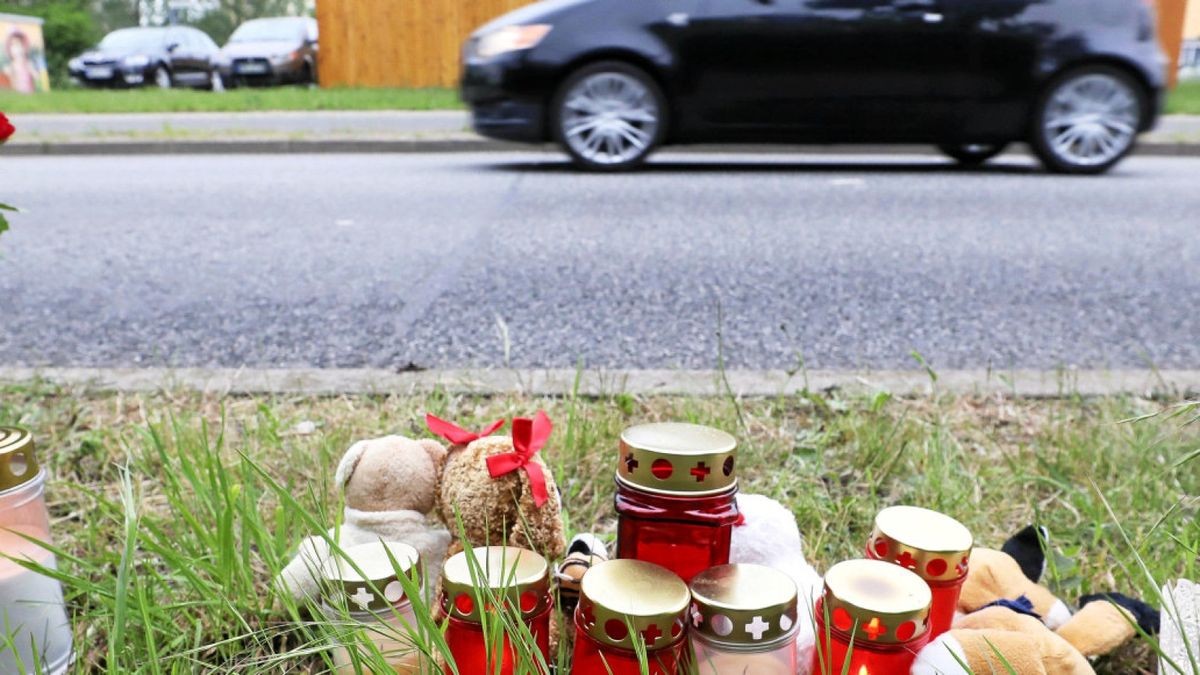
[1044,599,1073,630]
[1160,579,1200,675]
[912,633,971,675]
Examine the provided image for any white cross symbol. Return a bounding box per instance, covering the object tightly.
[746,616,770,641]
[348,587,374,611]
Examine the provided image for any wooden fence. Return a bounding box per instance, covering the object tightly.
[315,0,530,88]
[317,0,1191,89]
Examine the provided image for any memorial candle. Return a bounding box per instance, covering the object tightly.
[689,564,800,675]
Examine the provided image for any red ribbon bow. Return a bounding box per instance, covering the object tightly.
[486,410,552,508]
[425,413,506,446]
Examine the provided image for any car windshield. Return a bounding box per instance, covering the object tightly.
[229,19,304,43]
[98,28,166,51]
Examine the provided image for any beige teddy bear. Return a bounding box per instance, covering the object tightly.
[277,435,453,603]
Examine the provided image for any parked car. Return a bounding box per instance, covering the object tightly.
[461,0,1167,174]
[68,26,221,90]
[215,17,318,87]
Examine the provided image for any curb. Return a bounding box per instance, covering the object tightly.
[3,138,1199,157]
[2,367,1198,398]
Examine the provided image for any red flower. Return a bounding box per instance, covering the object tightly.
[0,112,14,144]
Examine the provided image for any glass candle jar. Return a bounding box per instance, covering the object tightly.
[812,559,932,675]
[572,559,690,675]
[689,564,800,675]
[0,428,73,675]
[615,423,740,584]
[441,546,552,675]
[320,541,425,674]
[865,505,973,639]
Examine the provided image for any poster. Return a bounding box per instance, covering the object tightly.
[0,13,51,93]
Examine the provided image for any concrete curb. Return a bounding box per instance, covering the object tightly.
[1,367,1197,398]
[3,138,1199,157]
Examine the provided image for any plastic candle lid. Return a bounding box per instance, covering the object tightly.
[578,559,690,651]
[821,559,932,645]
[616,422,737,496]
[441,545,551,622]
[869,506,974,582]
[321,541,421,613]
[690,564,799,647]
[0,427,40,493]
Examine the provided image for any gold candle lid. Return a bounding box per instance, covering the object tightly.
[442,546,551,622]
[616,423,737,496]
[0,427,40,493]
[577,559,690,651]
[821,559,932,645]
[322,541,421,613]
[869,506,974,582]
[690,564,799,648]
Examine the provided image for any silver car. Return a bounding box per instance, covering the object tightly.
[215,17,318,87]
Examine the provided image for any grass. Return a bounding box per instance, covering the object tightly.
[0,381,1196,673]
[0,87,462,114]
[1168,80,1200,115]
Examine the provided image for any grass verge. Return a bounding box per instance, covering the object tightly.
[0,87,462,114]
[0,381,1196,672]
[1168,80,1200,115]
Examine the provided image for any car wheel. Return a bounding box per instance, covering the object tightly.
[552,61,666,171]
[154,66,172,90]
[939,143,1007,166]
[1031,66,1144,175]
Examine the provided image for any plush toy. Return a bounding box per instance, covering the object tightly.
[555,533,610,616]
[912,527,1161,675]
[1159,578,1199,674]
[277,435,453,603]
[428,411,567,562]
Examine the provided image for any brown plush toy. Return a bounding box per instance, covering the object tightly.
[912,527,1159,674]
[427,412,567,562]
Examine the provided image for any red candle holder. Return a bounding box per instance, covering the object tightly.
[689,564,800,675]
[812,560,932,675]
[571,559,690,675]
[614,423,740,584]
[441,546,552,675]
[865,505,973,639]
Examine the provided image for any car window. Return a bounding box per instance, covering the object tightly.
[191,29,218,53]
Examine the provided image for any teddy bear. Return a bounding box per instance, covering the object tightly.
[277,434,453,603]
[911,526,1161,674]
[427,411,567,563]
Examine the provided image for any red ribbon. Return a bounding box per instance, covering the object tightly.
[425,413,506,446]
[486,410,552,508]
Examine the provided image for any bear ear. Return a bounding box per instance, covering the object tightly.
[418,438,449,471]
[334,440,370,489]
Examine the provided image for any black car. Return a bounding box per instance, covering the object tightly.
[461,0,1167,174]
[69,27,221,90]
[215,17,319,87]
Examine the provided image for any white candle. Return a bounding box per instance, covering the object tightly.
[1,527,73,674]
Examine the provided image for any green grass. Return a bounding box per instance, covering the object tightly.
[1168,80,1200,115]
[0,382,1196,673]
[0,87,462,114]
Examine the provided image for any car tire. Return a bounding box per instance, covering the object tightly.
[1030,65,1145,175]
[551,61,667,171]
[154,66,172,90]
[939,143,1007,166]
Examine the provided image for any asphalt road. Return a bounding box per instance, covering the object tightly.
[2,152,1197,370]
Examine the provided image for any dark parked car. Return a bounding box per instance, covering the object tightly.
[216,17,318,87]
[461,0,1167,174]
[69,27,221,90]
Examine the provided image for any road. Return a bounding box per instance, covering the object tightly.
[1,152,1197,370]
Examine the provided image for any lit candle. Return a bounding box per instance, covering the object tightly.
[571,559,691,675]
[812,559,932,675]
[690,564,800,675]
[865,506,973,639]
[614,423,740,584]
[0,427,74,675]
[441,546,552,675]
[320,540,425,674]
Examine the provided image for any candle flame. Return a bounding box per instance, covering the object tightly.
[858,667,869,675]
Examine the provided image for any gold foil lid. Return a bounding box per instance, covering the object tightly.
[690,564,799,647]
[577,559,690,651]
[442,546,551,622]
[868,506,974,582]
[0,427,40,493]
[322,541,421,613]
[821,559,932,645]
[616,422,737,496]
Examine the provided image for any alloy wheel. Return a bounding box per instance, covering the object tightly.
[154,66,172,89]
[560,71,661,167]
[1041,73,1139,169]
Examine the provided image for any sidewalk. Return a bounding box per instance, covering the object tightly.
[3,110,1199,155]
